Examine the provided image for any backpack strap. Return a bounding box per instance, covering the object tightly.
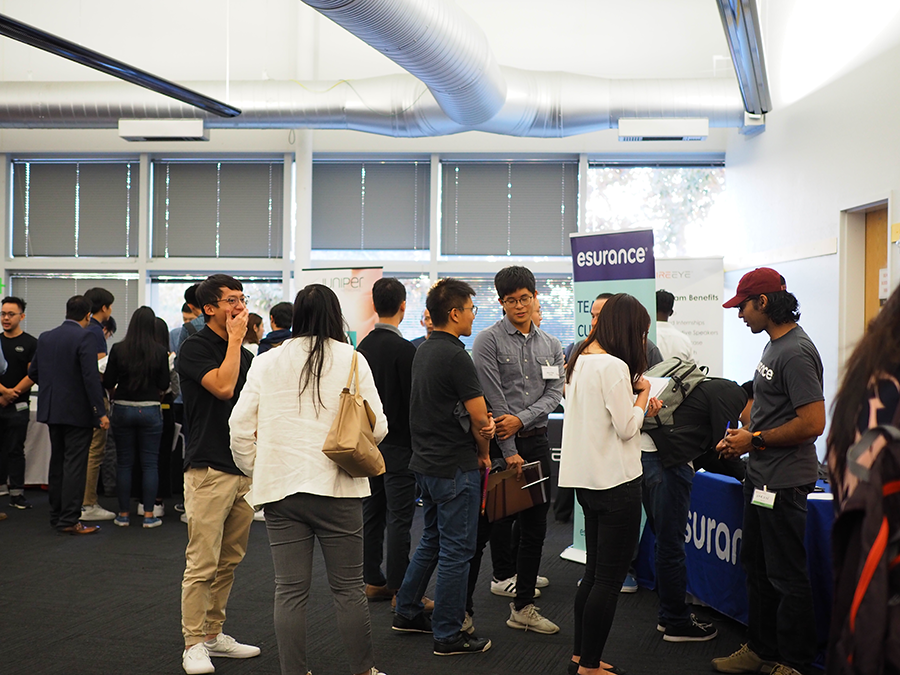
[847,425,900,482]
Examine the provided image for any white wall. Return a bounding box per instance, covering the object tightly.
[722,39,900,455]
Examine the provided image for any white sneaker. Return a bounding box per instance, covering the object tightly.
[536,574,550,588]
[0,485,9,497]
[204,633,261,659]
[153,503,165,518]
[181,512,189,523]
[369,669,387,675]
[462,612,475,635]
[490,575,541,598]
[182,643,215,674]
[506,602,560,634]
[81,504,116,521]
[253,509,266,521]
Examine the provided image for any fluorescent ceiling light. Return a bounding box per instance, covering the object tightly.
[716,0,771,115]
[618,118,709,142]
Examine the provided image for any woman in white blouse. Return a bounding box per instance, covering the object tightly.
[230,284,389,675]
[559,293,660,675]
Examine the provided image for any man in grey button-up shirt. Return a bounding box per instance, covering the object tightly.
[468,265,564,637]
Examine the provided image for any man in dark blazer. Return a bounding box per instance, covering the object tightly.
[28,296,109,535]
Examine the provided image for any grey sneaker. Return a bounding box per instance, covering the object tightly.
[712,643,777,673]
[182,643,214,675]
[204,633,260,659]
[506,602,560,634]
[81,504,116,521]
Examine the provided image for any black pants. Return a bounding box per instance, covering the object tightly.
[742,480,817,672]
[47,424,93,530]
[0,408,29,492]
[466,433,552,613]
[574,477,642,670]
[362,444,417,590]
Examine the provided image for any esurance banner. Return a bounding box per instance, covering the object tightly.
[570,229,657,342]
[299,267,383,346]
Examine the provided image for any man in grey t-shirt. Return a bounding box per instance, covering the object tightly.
[713,268,825,675]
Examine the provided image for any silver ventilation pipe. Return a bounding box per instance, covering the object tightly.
[301,0,507,126]
[0,73,745,137]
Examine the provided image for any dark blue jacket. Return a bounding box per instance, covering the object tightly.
[28,320,106,428]
[257,329,292,355]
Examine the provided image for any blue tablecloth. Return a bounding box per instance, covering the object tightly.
[635,470,834,646]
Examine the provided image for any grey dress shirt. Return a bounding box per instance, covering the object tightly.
[472,315,565,457]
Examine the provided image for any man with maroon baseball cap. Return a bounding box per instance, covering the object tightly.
[712,268,825,675]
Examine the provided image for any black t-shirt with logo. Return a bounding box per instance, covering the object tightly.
[747,325,824,489]
[177,326,253,475]
[409,331,484,479]
[0,332,38,406]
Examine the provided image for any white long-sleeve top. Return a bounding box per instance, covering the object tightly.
[559,353,645,491]
[230,337,388,508]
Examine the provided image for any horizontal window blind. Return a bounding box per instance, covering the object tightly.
[312,162,430,250]
[441,162,577,256]
[11,162,139,257]
[8,275,140,344]
[152,161,284,258]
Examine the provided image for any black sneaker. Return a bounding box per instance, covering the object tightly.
[9,494,32,509]
[433,631,491,656]
[392,613,432,634]
[657,613,712,632]
[663,616,718,642]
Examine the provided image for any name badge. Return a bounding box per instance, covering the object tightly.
[15,401,29,412]
[541,364,559,380]
[751,486,776,509]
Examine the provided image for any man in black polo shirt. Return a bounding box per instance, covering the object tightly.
[178,274,259,675]
[393,278,495,657]
[0,296,38,509]
[357,278,422,604]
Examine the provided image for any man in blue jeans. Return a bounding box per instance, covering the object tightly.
[392,278,495,656]
[641,376,747,642]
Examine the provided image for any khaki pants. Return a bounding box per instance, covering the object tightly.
[181,466,253,646]
[82,398,110,506]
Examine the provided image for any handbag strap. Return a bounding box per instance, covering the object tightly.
[345,350,360,393]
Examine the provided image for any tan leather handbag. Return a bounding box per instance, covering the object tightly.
[322,351,385,478]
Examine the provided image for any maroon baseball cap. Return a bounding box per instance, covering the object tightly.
[722,267,786,308]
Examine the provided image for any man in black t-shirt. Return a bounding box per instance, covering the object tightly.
[177,274,260,674]
[392,278,495,657]
[714,268,825,675]
[357,278,422,605]
[0,297,38,510]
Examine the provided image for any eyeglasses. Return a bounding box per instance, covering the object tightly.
[501,294,534,308]
[457,305,478,316]
[216,295,248,308]
[0,311,23,318]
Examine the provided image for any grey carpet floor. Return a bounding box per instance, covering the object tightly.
[1,489,750,675]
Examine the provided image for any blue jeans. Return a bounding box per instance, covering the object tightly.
[112,404,163,514]
[395,467,481,642]
[641,451,694,627]
[742,480,817,672]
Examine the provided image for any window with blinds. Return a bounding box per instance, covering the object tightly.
[440,162,578,256]
[312,161,430,250]
[7,274,140,343]
[151,161,284,258]
[11,161,139,257]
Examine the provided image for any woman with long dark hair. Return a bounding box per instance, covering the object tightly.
[152,316,178,515]
[230,284,389,675]
[559,293,660,675]
[828,285,900,502]
[104,306,170,528]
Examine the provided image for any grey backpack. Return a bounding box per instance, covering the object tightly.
[641,357,708,429]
